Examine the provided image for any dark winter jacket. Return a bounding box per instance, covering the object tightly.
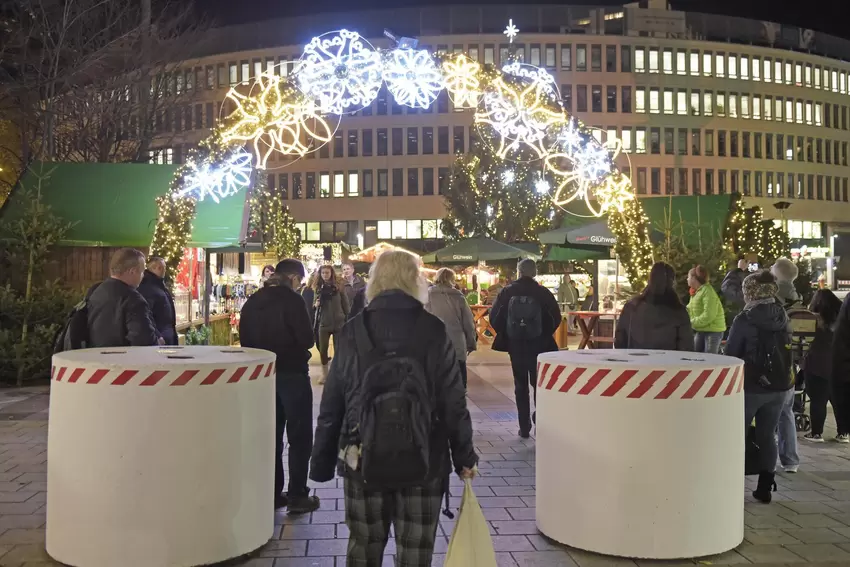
[348,287,366,320]
[301,286,316,325]
[137,270,178,345]
[316,284,350,331]
[239,280,314,373]
[86,278,158,348]
[721,268,746,310]
[832,294,850,383]
[725,298,792,393]
[615,298,693,351]
[309,291,478,484]
[803,317,836,380]
[490,276,561,354]
[343,275,366,306]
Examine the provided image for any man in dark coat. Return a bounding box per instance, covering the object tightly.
[137,256,178,345]
[341,262,366,306]
[832,293,850,443]
[239,259,320,514]
[86,248,159,348]
[721,258,748,311]
[490,258,561,438]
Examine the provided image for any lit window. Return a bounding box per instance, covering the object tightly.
[406,220,422,239]
[805,64,812,86]
[703,52,712,76]
[825,68,831,90]
[377,221,391,239]
[422,220,438,239]
[784,62,791,84]
[728,54,737,78]
[753,96,761,120]
[691,90,700,115]
[764,58,771,82]
[702,91,711,116]
[815,102,823,126]
[774,60,782,84]
[592,130,603,144]
[392,220,406,240]
[752,57,761,81]
[663,89,673,114]
[741,95,749,118]
[795,101,803,124]
[795,64,802,86]
[677,51,686,75]
[728,94,737,118]
[649,88,660,114]
[636,128,646,154]
[348,172,359,196]
[306,223,320,241]
[805,102,812,125]
[785,99,793,123]
[607,128,618,143]
[621,128,632,151]
[662,49,672,74]
[690,52,699,76]
[649,48,659,73]
[740,56,749,80]
[636,88,646,113]
[635,48,645,72]
[775,98,783,121]
[320,173,331,197]
[677,91,687,115]
[717,93,726,116]
[334,172,345,197]
[764,96,772,120]
[814,66,821,88]
[842,73,847,94]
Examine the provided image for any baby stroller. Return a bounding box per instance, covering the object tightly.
[788,309,818,432]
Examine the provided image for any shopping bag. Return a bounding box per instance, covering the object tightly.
[444,479,497,567]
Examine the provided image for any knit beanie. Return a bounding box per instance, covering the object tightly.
[770,257,798,283]
[742,271,778,303]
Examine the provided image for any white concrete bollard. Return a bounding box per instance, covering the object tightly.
[536,349,744,559]
[47,346,276,567]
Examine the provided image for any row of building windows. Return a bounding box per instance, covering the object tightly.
[267,168,451,199]
[292,219,444,243]
[631,167,850,202]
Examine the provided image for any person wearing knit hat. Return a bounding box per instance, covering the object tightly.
[726,270,794,504]
[770,258,801,307]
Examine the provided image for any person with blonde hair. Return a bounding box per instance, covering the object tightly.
[426,268,477,387]
[310,250,477,566]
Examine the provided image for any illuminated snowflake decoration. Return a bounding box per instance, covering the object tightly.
[503,19,520,43]
[177,150,253,203]
[501,62,558,97]
[476,74,565,160]
[442,54,482,108]
[294,30,383,114]
[545,138,632,216]
[383,49,444,109]
[220,73,336,167]
[535,177,551,194]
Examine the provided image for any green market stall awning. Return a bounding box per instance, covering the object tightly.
[539,221,615,246]
[544,246,609,262]
[421,237,541,264]
[0,162,251,249]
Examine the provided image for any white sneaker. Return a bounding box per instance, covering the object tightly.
[784,464,799,473]
[804,433,825,443]
[836,434,850,444]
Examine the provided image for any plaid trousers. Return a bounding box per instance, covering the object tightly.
[344,477,443,567]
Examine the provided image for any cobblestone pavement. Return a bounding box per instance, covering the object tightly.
[4,351,850,565]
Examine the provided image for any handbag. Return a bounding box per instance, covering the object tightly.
[445,479,497,567]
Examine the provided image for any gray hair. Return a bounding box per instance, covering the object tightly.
[518,258,537,278]
[110,248,145,276]
[366,250,427,304]
[434,267,456,287]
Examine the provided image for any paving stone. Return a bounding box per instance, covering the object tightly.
[232,559,275,567]
[781,528,850,544]
[780,513,847,528]
[0,544,53,564]
[779,502,841,515]
[476,496,527,508]
[564,547,638,566]
[491,535,536,552]
[281,525,335,540]
[508,507,537,521]
[744,528,802,545]
[0,515,45,531]
[309,511,345,524]
[784,543,850,562]
[270,558,335,566]
[512,550,579,566]
[735,543,807,563]
[258,539,308,557]
[492,521,540,535]
[0,529,44,545]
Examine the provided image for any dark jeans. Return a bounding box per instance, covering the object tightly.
[833,381,850,436]
[275,371,313,499]
[318,328,338,365]
[745,390,787,473]
[459,361,467,389]
[509,349,539,434]
[808,373,831,435]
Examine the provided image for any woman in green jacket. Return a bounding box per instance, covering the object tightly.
[687,265,726,353]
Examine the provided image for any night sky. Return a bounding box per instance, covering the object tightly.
[195,0,849,40]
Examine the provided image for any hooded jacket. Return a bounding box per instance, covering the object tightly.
[832,294,850,383]
[137,270,178,345]
[725,299,792,392]
[720,268,746,309]
[615,297,693,351]
[687,284,726,333]
[426,284,477,361]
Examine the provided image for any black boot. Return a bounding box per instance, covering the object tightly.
[753,472,777,504]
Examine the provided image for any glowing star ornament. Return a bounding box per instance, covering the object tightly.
[295,30,383,114]
[503,19,520,43]
[535,177,551,194]
[177,150,253,203]
[442,54,482,108]
[546,138,628,216]
[502,62,558,97]
[594,172,635,214]
[476,75,566,160]
[502,169,515,184]
[383,49,444,108]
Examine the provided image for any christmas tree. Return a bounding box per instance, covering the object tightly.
[250,173,302,260]
[608,198,654,290]
[441,130,559,243]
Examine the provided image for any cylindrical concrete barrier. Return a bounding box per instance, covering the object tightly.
[47,346,276,567]
[536,349,744,559]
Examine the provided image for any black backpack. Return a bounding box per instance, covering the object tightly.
[506,295,543,340]
[53,283,100,354]
[746,313,793,391]
[353,311,435,489]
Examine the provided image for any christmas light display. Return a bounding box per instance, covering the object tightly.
[441,54,482,109]
[176,150,252,203]
[501,62,558,96]
[503,19,520,43]
[383,48,444,108]
[295,30,383,114]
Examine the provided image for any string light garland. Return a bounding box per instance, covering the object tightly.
[607,198,654,290]
[176,149,252,203]
[249,171,302,259]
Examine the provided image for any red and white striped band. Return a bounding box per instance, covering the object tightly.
[50,361,276,386]
[536,362,743,400]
